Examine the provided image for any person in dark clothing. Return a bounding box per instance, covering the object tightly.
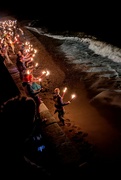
[53,88,71,125]
[22,77,42,120]
[0,95,51,179]
[16,50,26,80]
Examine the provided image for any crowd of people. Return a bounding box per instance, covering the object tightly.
[0,19,44,119]
[0,19,53,178]
[0,19,71,178]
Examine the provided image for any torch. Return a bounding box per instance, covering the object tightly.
[35,62,38,69]
[62,87,67,98]
[70,94,76,102]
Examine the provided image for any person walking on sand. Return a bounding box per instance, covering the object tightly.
[53,88,71,126]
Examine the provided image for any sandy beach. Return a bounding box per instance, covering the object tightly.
[1,16,121,178]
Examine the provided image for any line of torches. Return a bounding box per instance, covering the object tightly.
[0,20,76,102]
[62,87,76,102]
[26,68,50,82]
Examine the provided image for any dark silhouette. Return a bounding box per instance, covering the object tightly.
[0,58,20,105]
[0,95,51,179]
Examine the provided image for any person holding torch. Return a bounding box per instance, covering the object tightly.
[53,88,71,126]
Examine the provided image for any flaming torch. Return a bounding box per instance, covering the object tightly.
[38,78,42,82]
[40,70,46,78]
[45,70,50,77]
[70,94,76,102]
[62,87,67,98]
[35,62,38,68]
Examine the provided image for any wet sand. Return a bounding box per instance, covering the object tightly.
[2,16,121,177]
[25,29,121,163]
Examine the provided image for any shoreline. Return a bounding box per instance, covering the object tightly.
[1,16,121,177]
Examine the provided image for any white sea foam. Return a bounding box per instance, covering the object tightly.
[25,26,121,77]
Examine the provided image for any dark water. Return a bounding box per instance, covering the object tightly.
[25,19,121,49]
